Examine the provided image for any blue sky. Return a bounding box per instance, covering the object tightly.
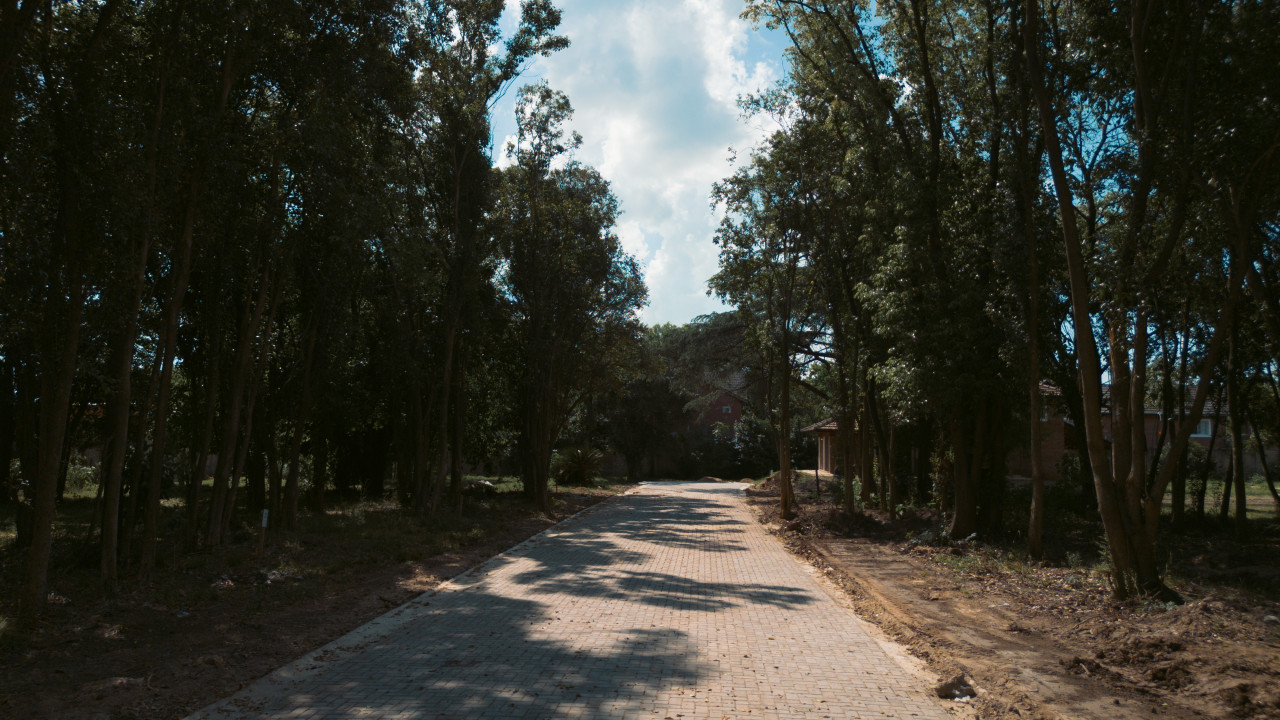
[492,0,791,326]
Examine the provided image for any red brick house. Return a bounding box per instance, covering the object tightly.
[1006,384,1272,480]
[691,370,747,432]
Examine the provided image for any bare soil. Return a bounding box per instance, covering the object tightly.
[0,486,628,720]
[746,477,1280,720]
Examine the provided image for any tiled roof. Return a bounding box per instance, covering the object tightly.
[1046,380,1226,416]
[719,370,749,393]
[801,418,839,432]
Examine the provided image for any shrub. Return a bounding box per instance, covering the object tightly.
[552,446,603,486]
[831,476,862,509]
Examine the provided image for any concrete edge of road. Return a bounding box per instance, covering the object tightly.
[184,489,631,719]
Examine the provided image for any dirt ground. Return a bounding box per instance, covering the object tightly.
[6,478,1277,720]
[0,486,627,720]
[746,476,1280,720]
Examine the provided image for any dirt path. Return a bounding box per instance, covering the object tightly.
[807,537,1197,719]
[745,485,1280,720]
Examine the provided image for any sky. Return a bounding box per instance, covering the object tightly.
[493,0,791,327]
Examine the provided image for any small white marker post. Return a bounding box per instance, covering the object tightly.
[257,509,268,555]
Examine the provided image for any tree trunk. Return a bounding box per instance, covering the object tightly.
[1027,363,1045,557]
[1253,426,1279,517]
[834,347,857,513]
[282,322,317,530]
[127,33,171,579]
[117,360,157,562]
[99,244,148,593]
[1026,0,1173,599]
[858,384,874,506]
[884,424,899,517]
[521,414,552,513]
[395,426,413,508]
[1195,392,1223,521]
[19,285,85,623]
[311,437,328,511]
[0,358,15,504]
[427,324,458,515]
[1226,331,1246,535]
[1248,387,1280,517]
[777,347,796,521]
[448,349,466,513]
[208,269,271,546]
[949,406,985,539]
[185,361,218,547]
[1171,304,1191,527]
[267,443,282,527]
[411,380,435,516]
[219,275,282,539]
[867,379,894,516]
[13,364,39,550]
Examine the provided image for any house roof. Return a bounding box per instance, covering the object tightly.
[1042,380,1222,416]
[719,370,749,393]
[801,418,839,433]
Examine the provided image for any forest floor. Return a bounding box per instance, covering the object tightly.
[0,480,631,720]
[747,473,1280,720]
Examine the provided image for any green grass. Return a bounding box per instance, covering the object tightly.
[467,474,522,493]
[0,472,629,587]
[1160,473,1275,506]
[1170,476,1279,520]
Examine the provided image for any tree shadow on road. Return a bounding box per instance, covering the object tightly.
[492,489,817,614]
[196,589,715,719]
[193,485,819,719]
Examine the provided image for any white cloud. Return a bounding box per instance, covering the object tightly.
[689,0,776,110]
[492,0,786,325]
[494,134,518,169]
[616,220,650,261]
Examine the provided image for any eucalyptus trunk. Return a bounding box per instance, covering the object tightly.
[208,273,271,546]
[1226,329,1247,535]
[19,284,85,624]
[282,323,317,530]
[185,362,218,547]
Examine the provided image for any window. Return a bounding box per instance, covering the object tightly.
[1191,419,1212,437]
[722,405,732,415]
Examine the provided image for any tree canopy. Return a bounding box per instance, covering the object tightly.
[716,0,1280,600]
[0,0,645,622]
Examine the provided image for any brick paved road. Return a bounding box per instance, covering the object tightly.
[190,482,949,719]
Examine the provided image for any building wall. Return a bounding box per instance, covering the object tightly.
[816,431,837,473]
[1006,415,1068,481]
[694,392,742,431]
[1011,410,1278,481]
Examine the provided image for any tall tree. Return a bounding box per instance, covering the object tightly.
[495,82,646,511]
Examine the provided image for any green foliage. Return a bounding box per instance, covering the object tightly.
[728,0,1279,587]
[0,0,654,608]
[494,82,646,505]
[831,476,861,510]
[63,455,97,495]
[552,446,604,487]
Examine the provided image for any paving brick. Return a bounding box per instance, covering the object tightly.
[188,482,948,719]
